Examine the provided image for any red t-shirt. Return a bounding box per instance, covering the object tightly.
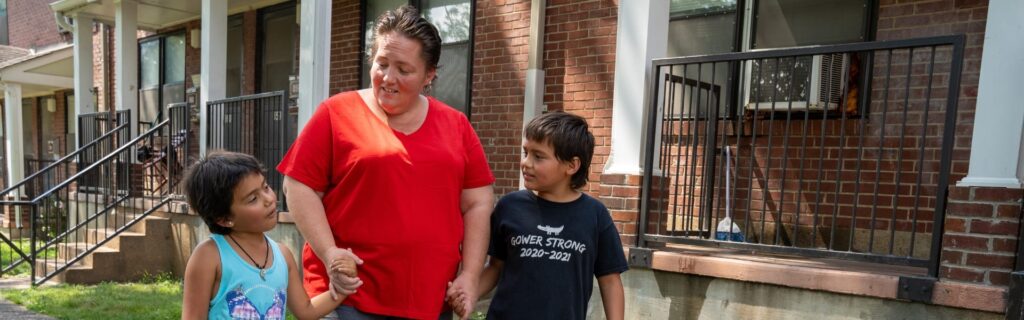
[277,91,494,319]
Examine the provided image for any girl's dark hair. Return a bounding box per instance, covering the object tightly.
[369,5,443,71]
[184,151,266,235]
[524,111,595,189]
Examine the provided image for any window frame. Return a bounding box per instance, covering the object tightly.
[137,31,186,131]
[256,1,299,95]
[359,0,476,119]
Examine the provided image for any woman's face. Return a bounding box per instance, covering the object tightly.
[370,32,436,116]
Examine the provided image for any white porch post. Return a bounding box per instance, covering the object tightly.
[72,13,95,150]
[604,0,669,175]
[200,0,227,157]
[958,0,1024,188]
[115,0,138,138]
[4,83,24,190]
[297,0,332,130]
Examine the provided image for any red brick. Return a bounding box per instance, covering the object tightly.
[610,210,637,223]
[946,202,994,217]
[942,234,990,251]
[973,187,1024,202]
[997,205,1022,219]
[969,220,1019,236]
[944,217,967,233]
[947,186,971,201]
[940,250,963,264]
[965,253,1015,269]
[941,266,985,283]
[993,238,1017,253]
[988,270,1011,287]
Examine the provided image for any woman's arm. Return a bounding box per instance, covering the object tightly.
[181,241,219,320]
[447,185,495,317]
[283,177,362,295]
[597,273,625,320]
[281,243,346,320]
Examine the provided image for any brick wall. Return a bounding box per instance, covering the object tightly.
[942,186,1022,286]
[7,0,67,49]
[472,0,532,196]
[328,0,362,94]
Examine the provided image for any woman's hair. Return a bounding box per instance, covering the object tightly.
[524,111,595,190]
[184,151,266,235]
[369,5,443,72]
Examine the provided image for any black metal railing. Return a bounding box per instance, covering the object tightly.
[77,111,130,192]
[0,105,190,284]
[207,91,290,210]
[639,35,965,277]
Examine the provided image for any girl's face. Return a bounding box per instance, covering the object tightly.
[370,32,436,116]
[223,173,278,233]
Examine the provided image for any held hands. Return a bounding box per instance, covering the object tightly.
[325,247,363,300]
[445,273,478,319]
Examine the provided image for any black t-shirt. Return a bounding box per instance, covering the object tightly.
[486,190,629,320]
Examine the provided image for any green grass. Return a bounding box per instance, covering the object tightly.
[0,240,56,277]
[2,273,181,320]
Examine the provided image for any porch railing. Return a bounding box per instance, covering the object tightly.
[207,91,290,210]
[639,35,965,277]
[0,105,190,284]
[77,110,130,192]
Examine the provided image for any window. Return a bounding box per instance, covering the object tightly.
[138,33,186,131]
[226,15,244,97]
[259,4,297,94]
[0,0,7,45]
[361,0,475,115]
[666,0,872,116]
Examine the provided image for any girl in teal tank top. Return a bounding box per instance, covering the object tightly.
[180,152,360,319]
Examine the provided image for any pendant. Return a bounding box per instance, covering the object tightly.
[259,269,266,281]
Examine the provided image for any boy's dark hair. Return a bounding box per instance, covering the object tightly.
[524,111,595,189]
[184,151,266,235]
[370,5,442,72]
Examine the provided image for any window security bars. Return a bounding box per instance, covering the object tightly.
[639,35,965,277]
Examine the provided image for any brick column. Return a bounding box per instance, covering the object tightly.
[941,186,1023,286]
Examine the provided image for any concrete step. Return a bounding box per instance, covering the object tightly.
[34,215,172,284]
[55,242,119,268]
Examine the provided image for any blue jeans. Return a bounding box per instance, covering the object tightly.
[323,305,454,320]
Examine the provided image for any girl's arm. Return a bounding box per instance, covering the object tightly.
[182,240,220,320]
[597,273,625,320]
[281,243,345,320]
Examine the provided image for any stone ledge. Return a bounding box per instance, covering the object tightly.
[628,246,1007,313]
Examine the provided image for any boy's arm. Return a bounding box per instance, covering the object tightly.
[182,241,219,320]
[280,243,347,320]
[476,257,504,298]
[597,273,625,320]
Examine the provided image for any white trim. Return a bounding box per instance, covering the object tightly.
[72,13,95,150]
[4,83,24,192]
[605,0,669,176]
[297,0,331,130]
[958,0,1024,188]
[115,0,139,138]
[200,0,227,157]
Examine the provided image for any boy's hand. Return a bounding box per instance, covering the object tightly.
[445,281,468,318]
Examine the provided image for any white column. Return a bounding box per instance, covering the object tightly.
[958,0,1024,188]
[297,0,332,130]
[200,0,227,157]
[604,0,669,175]
[520,0,546,189]
[4,83,24,190]
[115,0,138,138]
[72,13,95,150]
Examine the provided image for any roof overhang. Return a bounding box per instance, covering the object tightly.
[0,44,74,97]
[50,0,291,31]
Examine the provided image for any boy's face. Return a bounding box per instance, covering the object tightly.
[521,138,578,194]
[222,173,278,233]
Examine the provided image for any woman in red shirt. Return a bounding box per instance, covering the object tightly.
[277,5,494,320]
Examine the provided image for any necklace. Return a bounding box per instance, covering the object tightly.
[228,234,269,281]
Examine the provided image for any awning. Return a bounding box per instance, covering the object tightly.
[50,0,290,31]
[0,44,74,97]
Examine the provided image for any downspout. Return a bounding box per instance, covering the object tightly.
[520,0,546,189]
[52,0,101,32]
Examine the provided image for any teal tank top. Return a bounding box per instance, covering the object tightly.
[208,234,288,320]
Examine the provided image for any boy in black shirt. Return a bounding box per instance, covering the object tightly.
[447,111,628,320]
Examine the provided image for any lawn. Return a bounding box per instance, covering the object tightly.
[0,239,56,277]
[1,274,182,320]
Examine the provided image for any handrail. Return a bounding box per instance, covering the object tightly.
[28,119,170,204]
[0,120,130,196]
[208,90,286,104]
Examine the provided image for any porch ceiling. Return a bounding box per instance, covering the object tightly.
[0,44,74,97]
[51,0,290,31]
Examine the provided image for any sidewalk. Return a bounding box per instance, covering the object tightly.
[0,277,55,320]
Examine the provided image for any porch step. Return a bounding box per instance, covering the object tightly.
[36,214,172,284]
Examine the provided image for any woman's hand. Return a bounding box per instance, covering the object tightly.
[447,272,479,318]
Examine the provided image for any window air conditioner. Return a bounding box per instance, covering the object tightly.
[744,53,848,112]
